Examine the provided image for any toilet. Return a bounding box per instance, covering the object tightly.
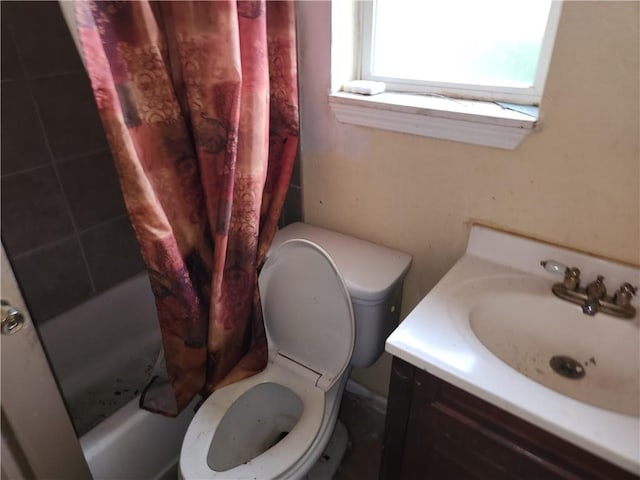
[179,222,411,479]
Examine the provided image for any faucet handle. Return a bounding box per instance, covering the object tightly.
[540,260,567,275]
[614,283,637,307]
[540,260,580,290]
[586,275,607,299]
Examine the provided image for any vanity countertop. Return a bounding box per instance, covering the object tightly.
[386,225,640,474]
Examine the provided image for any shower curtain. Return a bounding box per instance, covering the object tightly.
[76,0,298,416]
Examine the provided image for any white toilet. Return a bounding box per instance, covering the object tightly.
[179,222,411,479]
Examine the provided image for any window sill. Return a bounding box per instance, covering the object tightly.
[328,92,538,150]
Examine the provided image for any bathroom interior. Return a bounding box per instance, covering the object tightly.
[1,1,638,479]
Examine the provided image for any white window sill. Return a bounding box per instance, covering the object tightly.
[328,92,538,150]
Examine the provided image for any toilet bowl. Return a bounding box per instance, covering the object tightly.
[179,223,412,479]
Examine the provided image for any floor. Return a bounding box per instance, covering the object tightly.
[334,391,386,480]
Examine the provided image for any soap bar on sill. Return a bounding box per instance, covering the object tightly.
[342,80,386,95]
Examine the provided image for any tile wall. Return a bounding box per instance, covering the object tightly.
[1,1,144,324]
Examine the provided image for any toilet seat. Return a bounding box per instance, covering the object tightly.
[180,239,355,479]
[260,239,355,391]
[179,358,326,480]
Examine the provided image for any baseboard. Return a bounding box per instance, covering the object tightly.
[345,379,388,416]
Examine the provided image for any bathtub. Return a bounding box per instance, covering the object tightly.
[38,273,195,480]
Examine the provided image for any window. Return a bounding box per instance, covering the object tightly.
[328,1,564,148]
[360,0,562,105]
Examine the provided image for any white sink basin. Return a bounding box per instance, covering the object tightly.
[386,225,640,474]
[449,276,640,416]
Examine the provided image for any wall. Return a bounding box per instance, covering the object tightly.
[296,2,640,396]
[1,2,145,324]
[280,154,304,228]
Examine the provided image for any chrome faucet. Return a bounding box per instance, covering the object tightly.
[540,260,637,319]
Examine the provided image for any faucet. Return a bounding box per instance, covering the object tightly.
[540,260,637,319]
[582,275,606,315]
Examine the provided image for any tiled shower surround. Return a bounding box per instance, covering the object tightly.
[1,1,145,324]
[0,1,302,326]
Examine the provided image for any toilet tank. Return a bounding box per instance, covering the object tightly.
[270,222,412,367]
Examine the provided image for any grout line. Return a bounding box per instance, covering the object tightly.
[53,147,112,166]
[23,68,86,82]
[1,146,112,179]
[10,213,131,261]
[11,234,78,261]
[1,76,24,84]
[76,214,129,235]
[1,163,52,180]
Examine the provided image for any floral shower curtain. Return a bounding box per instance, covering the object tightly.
[76,0,298,416]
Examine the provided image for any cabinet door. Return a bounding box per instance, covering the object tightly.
[403,388,573,479]
[402,372,529,480]
[382,358,638,480]
[402,442,499,480]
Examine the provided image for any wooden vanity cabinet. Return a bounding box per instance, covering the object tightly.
[380,357,638,480]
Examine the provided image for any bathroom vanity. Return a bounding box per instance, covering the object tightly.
[382,225,640,479]
[380,357,637,479]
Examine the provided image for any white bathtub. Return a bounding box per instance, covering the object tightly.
[39,274,195,480]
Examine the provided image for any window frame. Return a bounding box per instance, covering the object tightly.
[359,0,563,105]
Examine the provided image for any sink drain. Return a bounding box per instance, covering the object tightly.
[549,355,585,380]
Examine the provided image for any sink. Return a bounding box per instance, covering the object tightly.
[386,224,640,474]
[450,276,640,416]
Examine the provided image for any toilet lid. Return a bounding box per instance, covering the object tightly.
[259,239,355,391]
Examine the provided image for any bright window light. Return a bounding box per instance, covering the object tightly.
[363,0,560,104]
